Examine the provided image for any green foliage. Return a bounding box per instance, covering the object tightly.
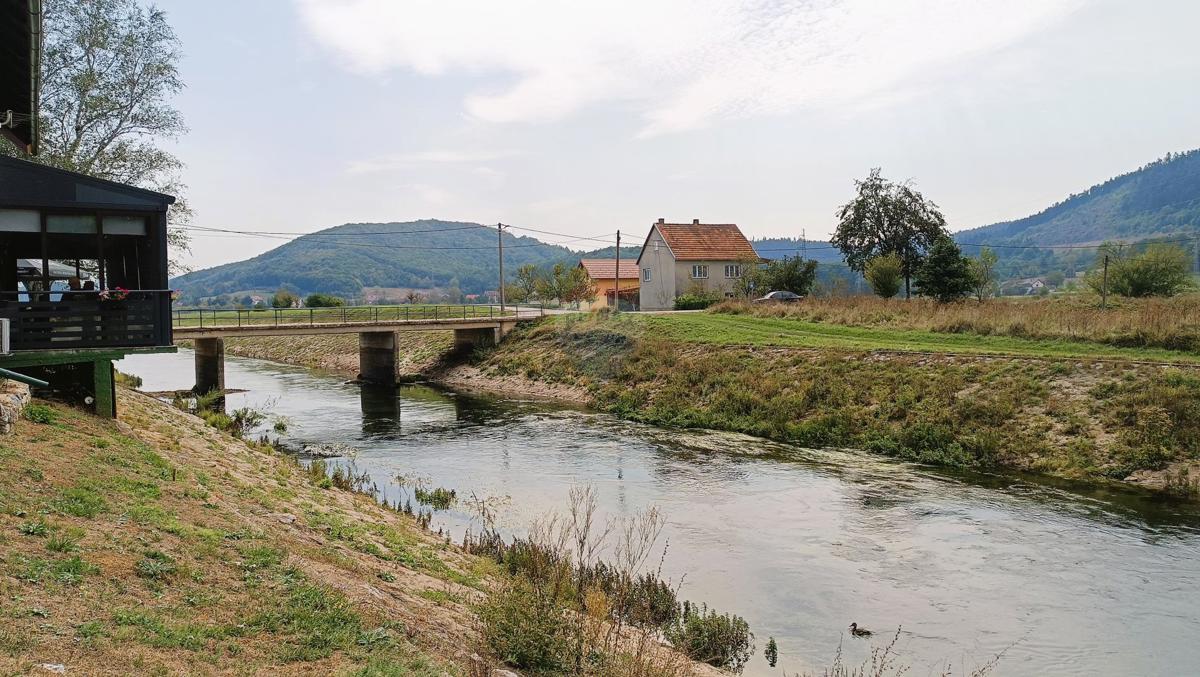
[22,403,57,424]
[304,293,345,307]
[968,247,999,301]
[674,292,722,310]
[478,578,572,672]
[412,486,456,511]
[765,636,779,668]
[864,253,903,298]
[915,238,973,303]
[833,168,948,296]
[114,369,143,388]
[742,255,818,296]
[54,486,107,518]
[271,288,299,308]
[1086,243,1194,298]
[135,550,178,581]
[19,520,49,537]
[664,601,754,672]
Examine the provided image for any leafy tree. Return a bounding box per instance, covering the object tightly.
[19,0,192,273]
[968,247,999,301]
[864,253,903,298]
[239,295,254,308]
[404,290,422,304]
[832,169,949,297]
[270,289,298,308]
[765,637,779,668]
[536,263,595,306]
[1086,243,1194,298]
[915,237,973,302]
[761,256,818,295]
[1044,270,1066,287]
[510,264,542,302]
[304,293,345,307]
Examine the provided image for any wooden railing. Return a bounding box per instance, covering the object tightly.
[0,290,172,351]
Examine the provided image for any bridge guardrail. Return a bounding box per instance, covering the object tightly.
[172,303,544,330]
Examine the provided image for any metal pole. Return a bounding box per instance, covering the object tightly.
[497,223,506,313]
[1101,254,1109,310]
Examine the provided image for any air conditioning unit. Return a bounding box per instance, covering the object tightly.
[0,318,9,355]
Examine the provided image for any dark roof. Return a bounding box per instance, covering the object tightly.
[639,222,758,262]
[0,155,175,211]
[0,0,40,154]
[578,258,638,279]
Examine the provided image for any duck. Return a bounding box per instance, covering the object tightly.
[849,622,872,637]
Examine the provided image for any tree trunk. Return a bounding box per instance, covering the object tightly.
[904,274,911,299]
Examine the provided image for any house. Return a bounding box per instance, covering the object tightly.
[636,219,759,311]
[577,259,639,311]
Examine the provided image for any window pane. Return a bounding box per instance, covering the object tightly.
[0,209,39,232]
[102,215,147,235]
[47,214,97,234]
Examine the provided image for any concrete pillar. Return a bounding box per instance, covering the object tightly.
[453,327,499,351]
[359,331,398,384]
[194,337,225,395]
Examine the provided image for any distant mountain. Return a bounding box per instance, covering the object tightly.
[955,148,1200,247]
[173,220,580,301]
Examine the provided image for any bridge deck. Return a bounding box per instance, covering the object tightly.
[172,304,540,339]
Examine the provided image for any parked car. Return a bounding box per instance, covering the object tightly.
[753,290,803,303]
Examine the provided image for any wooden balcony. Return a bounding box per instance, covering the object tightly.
[0,290,172,352]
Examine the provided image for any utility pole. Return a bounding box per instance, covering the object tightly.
[801,228,806,259]
[1101,254,1109,310]
[497,223,506,313]
[614,230,621,311]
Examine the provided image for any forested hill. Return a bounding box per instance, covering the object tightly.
[955,148,1200,246]
[172,220,587,301]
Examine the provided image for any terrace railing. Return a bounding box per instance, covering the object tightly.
[172,303,539,330]
[0,290,173,352]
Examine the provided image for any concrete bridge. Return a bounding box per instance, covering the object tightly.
[172,305,539,392]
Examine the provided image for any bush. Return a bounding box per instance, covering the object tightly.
[864,253,903,298]
[664,601,754,672]
[305,293,346,308]
[22,403,56,424]
[674,293,722,310]
[1086,243,1194,298]
[479,579,572,672]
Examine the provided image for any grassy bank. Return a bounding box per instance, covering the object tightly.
[0,392,755,675]
[467,312,1200,494]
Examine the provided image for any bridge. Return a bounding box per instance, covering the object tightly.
[172,305,541,392]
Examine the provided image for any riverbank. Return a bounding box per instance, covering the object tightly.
[0,391,729,675]
[211,312,1200,496]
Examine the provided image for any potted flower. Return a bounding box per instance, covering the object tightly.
[99,286,129,302]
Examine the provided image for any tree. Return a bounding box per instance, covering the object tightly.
[270,289,298,308]
[1086,243,1194,298]
[510,264,542,303]
[304,293,345,307]
[914,237,973,303]
[832,169,949,298]
[404,290,423,305]
[967,247,999,301]
[760,256,818,296]
[23,0,192,273]
[864,253,903,298]
[535,263,595,306]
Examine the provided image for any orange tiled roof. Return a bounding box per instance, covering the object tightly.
[578,258,639,279]
[652,222,758,261]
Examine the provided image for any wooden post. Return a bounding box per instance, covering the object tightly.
[614,230,621,311]
[1101,254,1109,310]
[497,223,506,313]
[93,359,116,419]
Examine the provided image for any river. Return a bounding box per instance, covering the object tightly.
[121,349,1200,676]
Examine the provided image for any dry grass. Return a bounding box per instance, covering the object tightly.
[712,295,1200,352]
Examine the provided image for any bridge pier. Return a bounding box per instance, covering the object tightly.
[453,327,499,352]
[358,331,398,384]
[194,337,225,395]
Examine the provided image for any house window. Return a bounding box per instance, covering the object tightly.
[691,265,709,279]
[642,268,652,282]
[724,264,741,278]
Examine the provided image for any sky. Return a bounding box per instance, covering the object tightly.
[154,0,1200,270]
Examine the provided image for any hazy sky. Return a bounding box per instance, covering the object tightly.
[155,0,1200,270]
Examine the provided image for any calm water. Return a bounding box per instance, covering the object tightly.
[122,349,1200,676]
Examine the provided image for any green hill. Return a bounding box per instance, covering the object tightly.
[171,220,639,302]
[954,148,1200,246]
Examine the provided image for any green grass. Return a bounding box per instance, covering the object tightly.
[173,304,510,329]
[633,313,1200,363]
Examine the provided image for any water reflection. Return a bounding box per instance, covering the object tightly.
[120,349,1200,677]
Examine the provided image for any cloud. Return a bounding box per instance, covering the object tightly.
[296,0,1080,136]
[346,149,521,174]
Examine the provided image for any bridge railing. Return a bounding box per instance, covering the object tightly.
[172,303,541,330]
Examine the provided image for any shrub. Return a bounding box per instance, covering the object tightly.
[22,403,56,424]
[664,601,754,672]
[864,253,903,298]
[479,578,572,672]
[674,293,722,310]
[413,486,456,510]
[305,293,346,308]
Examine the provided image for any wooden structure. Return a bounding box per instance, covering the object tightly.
[0,155,176,416]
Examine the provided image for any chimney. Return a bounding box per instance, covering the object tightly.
[692,218,700,225]
[657,218,665,224]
